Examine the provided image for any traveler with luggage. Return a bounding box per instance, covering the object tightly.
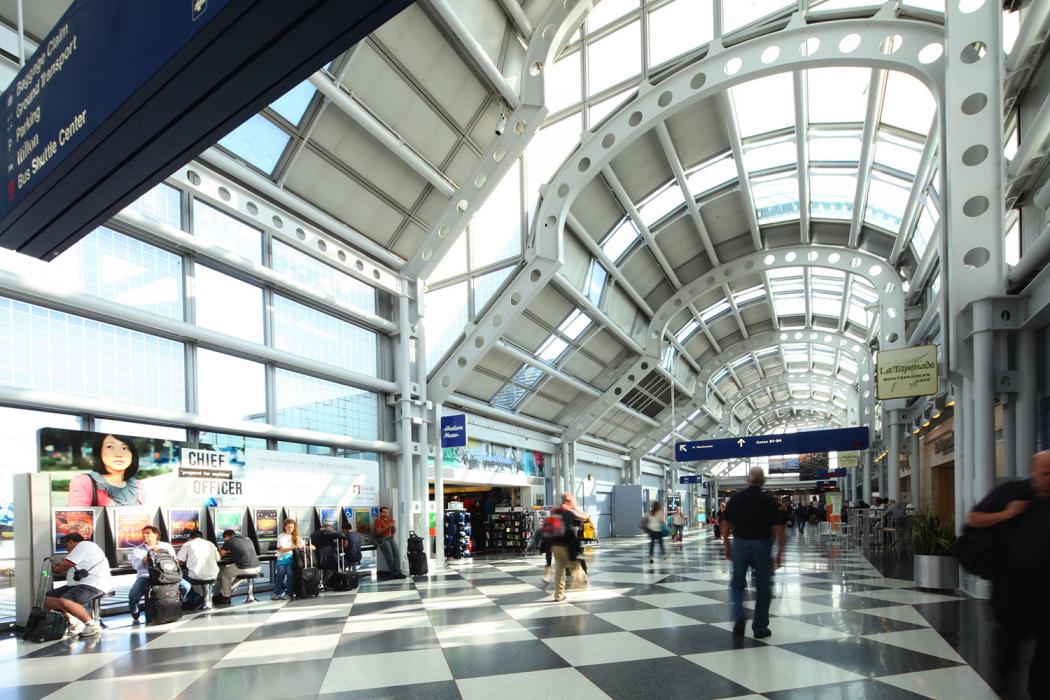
[373,506,406,578]
[272,519,302,600]
[310,522,347,587]
[177,529,220,608]
[342,526,362,571]
[672,507,686,543]
[213,529,260,604]
[43,533,111,638]
[547,492,590,602]
[128,525,190,623]
[293,541,321,598]
[642,501,669,563]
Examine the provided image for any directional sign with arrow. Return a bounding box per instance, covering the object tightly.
[674,426,869,462]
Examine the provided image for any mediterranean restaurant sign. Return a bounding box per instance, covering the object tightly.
[877,344,939,400]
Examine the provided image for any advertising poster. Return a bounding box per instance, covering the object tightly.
[38,428,380,508]
[254,508,279,539]
[318,507,339,529]
[215,510,242,536]
[837,452,860,469]
[353,508,374,545]
[167,509,200,545]
[114,512,152,549]
[799,453,829,481]
[53,509,95,552]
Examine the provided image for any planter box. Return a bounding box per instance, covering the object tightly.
[914,554,959,590]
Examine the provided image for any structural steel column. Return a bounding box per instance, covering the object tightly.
[952,380,965,534]
[961,377,975,512]
[862,450,872,503]
[1016,329,1037,474]
[432,403,445,568]
[887,411,901,503]
[972,304,996,503]
[910,432,921,509]
[415,287,431,562]
[395,294,414,569]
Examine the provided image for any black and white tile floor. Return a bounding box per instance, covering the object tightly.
[0,528,1000,699]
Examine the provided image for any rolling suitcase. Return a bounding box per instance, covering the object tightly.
[23,557,67,643]
[408,550,428,576]
[145,582,182,625]
[294,545,321,599]
[328,551,359,592]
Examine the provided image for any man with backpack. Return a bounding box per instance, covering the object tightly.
[546,492,590,603]
[128,525,189,623]
[43,533,111,638]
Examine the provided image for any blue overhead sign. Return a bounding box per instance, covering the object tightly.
[674,426,870,462]
[678,474,703,484]
[440,414,467,448]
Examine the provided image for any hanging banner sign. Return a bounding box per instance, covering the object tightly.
[440,414,468,448]
[876,344,939,400]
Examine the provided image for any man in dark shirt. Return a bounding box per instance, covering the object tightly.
[721,467,785,639]
[968,450,1050,698]
[214,529,261,603]
[310,523,347,586]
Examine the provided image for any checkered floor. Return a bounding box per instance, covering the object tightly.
[0,527,1000,699]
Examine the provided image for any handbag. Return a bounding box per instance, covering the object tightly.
[955,525,1001,579]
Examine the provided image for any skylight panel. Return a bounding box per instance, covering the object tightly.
[686,154,738,196]
[848,300,871,327]
[813,348,836,364]
[809,130,862,163]
[901,0,943,10]
[218,114,289,173]
[751,171,800,223]
[722,0,795,34]
[601,219,640,262]
[731,73,794,138]
[864,170,911,232]
[873,130,923,175]
[1003,9,1020,55]
[912,198,937,258]
[810,167,856,220]
[773,294,805,317]
[807,67,870,123]
[756,346,778,357]
[675,319,699,343]
[734,285,766,306]
[589,90,630,127]
[559,309,591,340]
[810,0,881,11]
[743,135,797,173]
[270,81,316,126]
[588,20,641,94]
[545,50,582,113]
[730,355,750,369]
[526,114,582,203]
[701,298,731,323]
[840,356,858,374]
[587,0,638,32]
[639,181,685,226]
[662,345,675,371]
[648,0,714,67]
[1006,217,1020,266]
[491,382,528,409]
[537,336,569,363]
[881,71,936,136]
[585,259,608,305]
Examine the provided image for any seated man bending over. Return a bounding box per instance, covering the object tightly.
[213,529,260,604]
[45,533,112,638]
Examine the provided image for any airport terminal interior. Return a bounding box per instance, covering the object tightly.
[0,0,1049,698]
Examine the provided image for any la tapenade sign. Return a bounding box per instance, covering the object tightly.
[877,344,939,400]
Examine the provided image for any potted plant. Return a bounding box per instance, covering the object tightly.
[911,513,959,590]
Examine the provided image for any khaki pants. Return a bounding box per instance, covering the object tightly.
[552,545,585,600]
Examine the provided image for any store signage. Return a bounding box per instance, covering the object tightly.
[675,426,870,462]
[876,344,939,400]
[440,414,467,448]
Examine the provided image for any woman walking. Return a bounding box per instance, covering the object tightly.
[644,501,668,563]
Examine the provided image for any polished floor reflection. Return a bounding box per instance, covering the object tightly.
[0,527,999,699]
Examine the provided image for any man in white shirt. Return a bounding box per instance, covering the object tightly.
[128,525,190,623]
[45,533,112,638]
[177,529,220,609]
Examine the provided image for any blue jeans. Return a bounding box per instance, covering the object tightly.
[128,576,191,614]
[273,559,293,597]
[730,538,774,633]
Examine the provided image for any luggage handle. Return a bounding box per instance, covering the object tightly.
[34,557,54,608]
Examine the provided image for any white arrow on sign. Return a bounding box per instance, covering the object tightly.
[736,439,746,448]
[678,444,687,453]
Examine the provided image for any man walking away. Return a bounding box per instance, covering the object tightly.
[721,467,785,639]
[967,450,1050,698]
[549,492,590,603]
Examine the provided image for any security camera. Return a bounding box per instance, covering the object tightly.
[495,109,508,136]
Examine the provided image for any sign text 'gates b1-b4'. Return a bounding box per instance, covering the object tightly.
[674,426,870,462]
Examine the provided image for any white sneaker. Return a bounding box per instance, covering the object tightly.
[65,619,85,637]
[79,621,101,638]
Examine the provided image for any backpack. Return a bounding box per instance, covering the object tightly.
[148,549,183,586]
[541,511,565,540]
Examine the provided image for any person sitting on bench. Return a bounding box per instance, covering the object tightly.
[213,529,260,604]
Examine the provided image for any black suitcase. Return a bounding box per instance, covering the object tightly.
[407,531,424,554]
[328,552,359,592]
[145,583,182,625]
[23,557,68,643]
[294,546,321,598]
[408,550,428,576]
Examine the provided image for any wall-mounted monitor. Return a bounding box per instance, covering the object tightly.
[316,506,339,529]
[210,507,246,546]
[164,507,204,548]
[352,507,374,546]
[52,507,105,554]
[251,507,280,552]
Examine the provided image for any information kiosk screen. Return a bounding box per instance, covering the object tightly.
[53,508,98,553]
[214,509,243,544]
[352,508,374,545]
[114,510,152,550]
[317,507,339,529]
[254,508,279,539]
[167,508,201,546]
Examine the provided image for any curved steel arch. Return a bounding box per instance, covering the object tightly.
[429,13,944,408]
[742,401,851,434]
[625,328,876,456]
[719,377,859,430]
